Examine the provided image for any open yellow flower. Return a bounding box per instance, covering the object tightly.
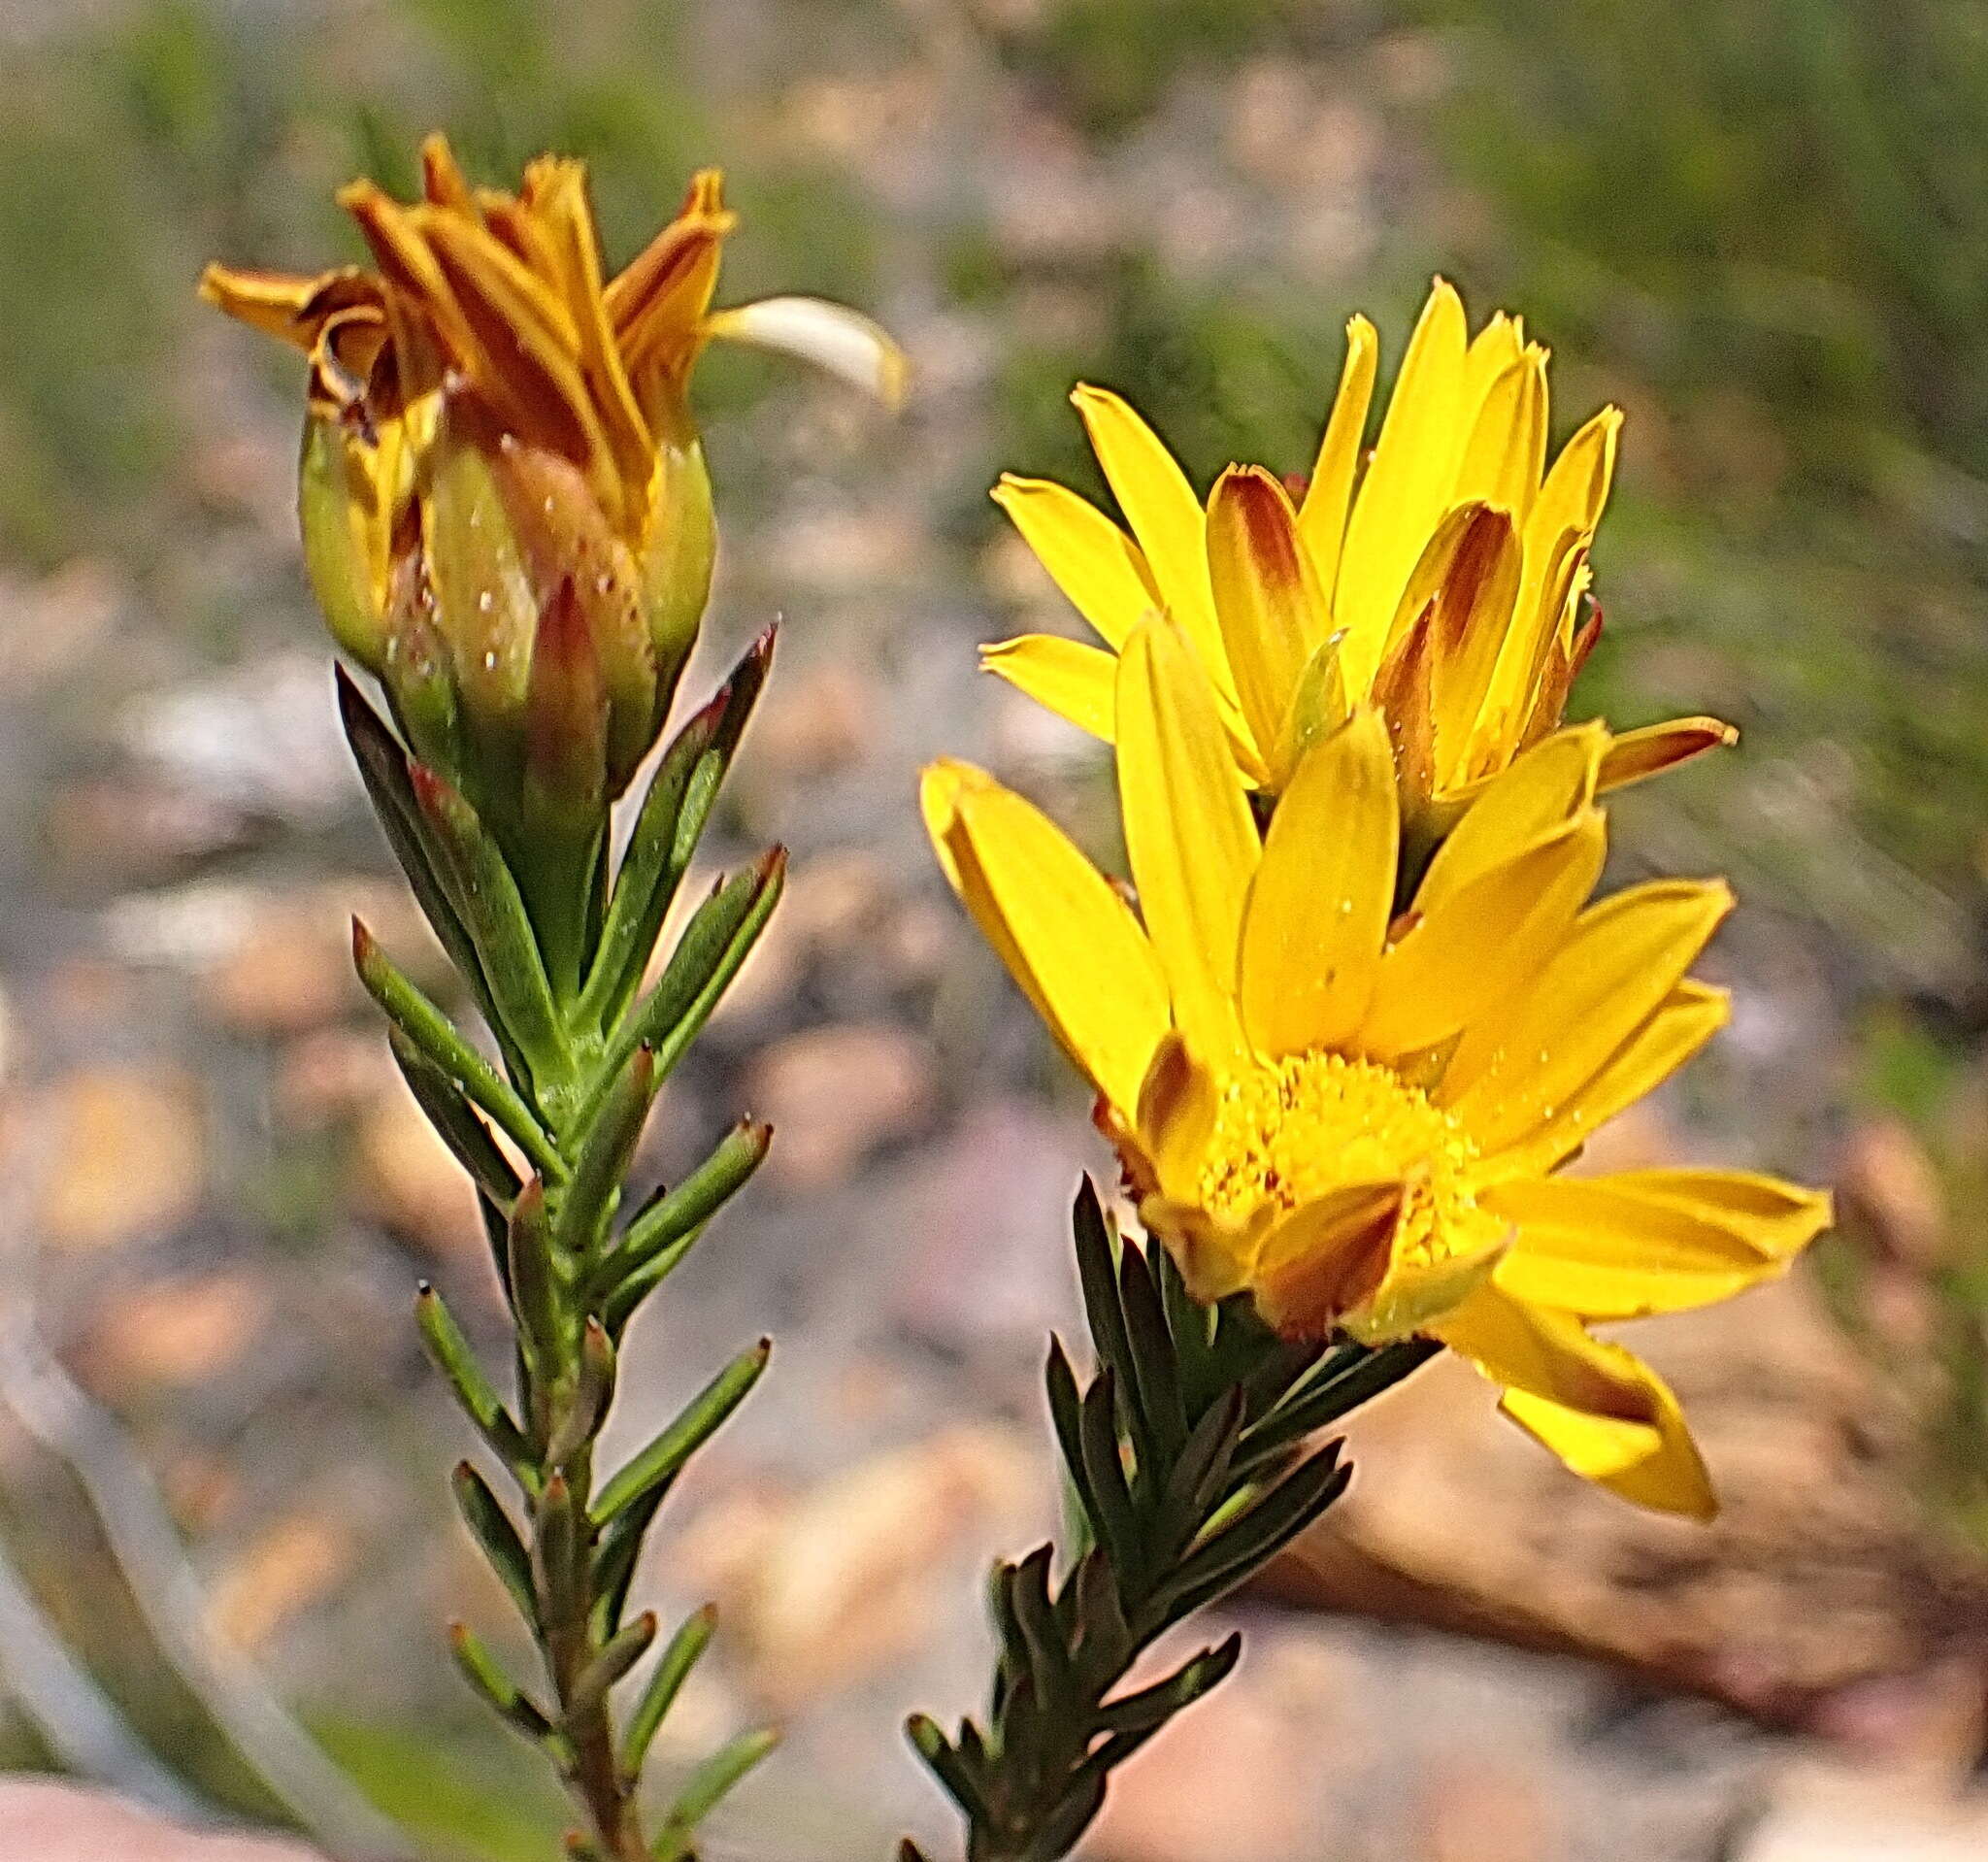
[202,134,905,803]
[924,616,1828,1516]
[985,280,1731,814]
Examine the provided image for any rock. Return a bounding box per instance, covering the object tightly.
[0,1781,321,1861]
[205,1509,355,1654]
[1737,1758,1988,1862]
[82,1273,271,1392]
[34,1065,206,1250]
[116,650,355,829]
[675,1423,1036,1706]
[744,1022,935,1191]
[270,1028,400,1131]
[1415,1756,1556,1862]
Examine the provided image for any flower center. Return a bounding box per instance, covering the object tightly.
[1196,1050,1481,1266]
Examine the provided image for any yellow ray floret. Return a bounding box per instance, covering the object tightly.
[924,617,1828,1518]
[984,281,1731,813]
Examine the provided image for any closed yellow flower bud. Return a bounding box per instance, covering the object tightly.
[202,133,905,834]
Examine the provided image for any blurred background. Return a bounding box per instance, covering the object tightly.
[0,1,1984,1857]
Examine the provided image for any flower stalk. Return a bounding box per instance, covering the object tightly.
[351,639,781,1861]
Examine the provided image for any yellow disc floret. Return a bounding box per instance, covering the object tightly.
[1196,1051,1481,1268]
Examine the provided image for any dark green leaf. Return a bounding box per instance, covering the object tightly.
[594,1120,771,1298]
[450,1461,536,1627]
[352,919,564,1181]
[416,1283,530,1479]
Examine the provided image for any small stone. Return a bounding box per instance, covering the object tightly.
[749,660,877,779]
[82,1274,271,1392]
[744,1022,935,1191]
[35,1065,206,1250]
[677,1423,1036,1707]
[205,1509,355,1654]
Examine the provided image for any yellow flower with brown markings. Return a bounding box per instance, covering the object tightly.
[202,134,904,823]
[925,616,1828,1517]
[985,281,1730,822]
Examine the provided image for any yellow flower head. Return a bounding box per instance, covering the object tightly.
[985,280,1732,819]
[924,616,1828,1517]
[202,133,904,823]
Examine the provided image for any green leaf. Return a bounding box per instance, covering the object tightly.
[450,1461,536,1627]
[905,1714,986,1823]
[352,919,564,1182]
[582,627,774,1031]
[1096,1634,1240,1737]
[1152,1386,1243,1559]
[580,848,786,1134]
[416,1283,531,1480]
[594,1120,771,1297]
[1076,1369,1143,1595]
[1044,1337,1097,1536]
[409,763,573,1096]
[338,667,514,1063]
[1238,1339,1439,1471]
[564,1611,657,1723]
[651,1726,779,1859]
[1158,1446,1350,1626]
[505,1180,568,1375]
[532,1473,583,1637]
[448,1620,553,1742]
[1072,1180,1154,1478]
[389,1027,522,1211]
[546,1318,616,1471]
[1117,1239,1188,1471]
[554,1046,660,1269]
[619,1604,714,1784]
[589,1482,668,1643]
[589,1340,770,1527]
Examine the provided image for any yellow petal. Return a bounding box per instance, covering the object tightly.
[980,634,1119,743]
[1413,725,1606,918]
[1461,311,1523,415]
[1335,280,1470,688]
[1207,465,1329,775]
[1591,1170,1833,1257]
[1531,404,1622,552]
[1239,709,1397,1058]
[1296,314,1378,592]
[1363,808,1606,1060]
[1250,1183,1403,1340]
[921,759,1170,1115]
[1478,980,1731,1182]
[1424,507,1522,786]
[1441,879,1735,1150]
[1116,618,1259,1063]
[198,262,378,351]
[1596,716,1739,791]
[1070,385,1229,690]
[1432,1284,1716,1518]
[990,474,1160,649]
[1135,1031,1217,1198]
[1454,349,1548,517]
[509,156,654,499]
[1483,1173,1818,1319]
[703,294,909,407]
